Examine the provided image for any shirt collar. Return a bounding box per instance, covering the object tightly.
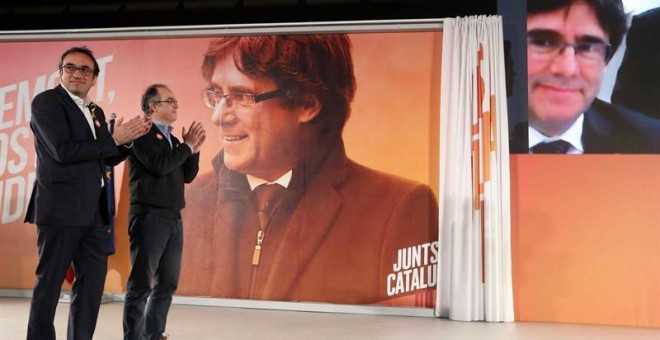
[152,119,173,136]
[247,170,293,191]
[529,114,584,153]
[62,85,91,107]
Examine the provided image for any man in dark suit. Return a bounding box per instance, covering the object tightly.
[514,0,660,154]
[179,35,439,305]
[611,7,660,119]
[510,98,660,154]
[123,84,204,340]
[25,46,151,340]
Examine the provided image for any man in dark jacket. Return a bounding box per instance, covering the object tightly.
[25,46,150,340]
[122,84,205,340]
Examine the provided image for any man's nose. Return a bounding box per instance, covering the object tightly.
[211,101,232,126]
[549,47,580,76]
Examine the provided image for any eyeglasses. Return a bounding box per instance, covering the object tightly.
[527,31,611,62]
[202,88,286,110]
[61,64,94,76]
[153,98,178,106]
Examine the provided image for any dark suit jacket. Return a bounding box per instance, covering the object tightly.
[510,99,660,154]
[612,7,660,118]
[128,125,199,219]
[25,85,127,227]
[179,140,439,305]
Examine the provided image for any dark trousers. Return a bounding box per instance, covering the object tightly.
[123,212,183,340]
[27,207,109,340]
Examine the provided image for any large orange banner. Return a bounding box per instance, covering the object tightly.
[0,31,442,308]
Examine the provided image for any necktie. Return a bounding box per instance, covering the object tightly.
[531,140,572,154]
[252,184,286,265]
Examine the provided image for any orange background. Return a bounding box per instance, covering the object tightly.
[511,154,660,328]
[0,29,658,326]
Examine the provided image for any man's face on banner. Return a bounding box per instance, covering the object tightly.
[60,52,98,98]
[208,54,309,181]
[527,2,609,137]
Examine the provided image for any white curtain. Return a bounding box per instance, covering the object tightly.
[435,15,514,322]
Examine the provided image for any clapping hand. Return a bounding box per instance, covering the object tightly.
[182,121,206,153]
[113,115,152,145]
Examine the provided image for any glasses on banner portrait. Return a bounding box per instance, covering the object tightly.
[60,64,94,76]
[527,31,612,63]
[202,87,286,110]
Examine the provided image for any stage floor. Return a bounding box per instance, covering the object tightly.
[1,297,658,340]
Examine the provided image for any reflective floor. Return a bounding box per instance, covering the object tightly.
[1,297,658,340]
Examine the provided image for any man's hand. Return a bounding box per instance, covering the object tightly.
[113,115,152,145]
[182,121,206,153]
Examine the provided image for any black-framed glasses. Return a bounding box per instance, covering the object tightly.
[61,64,94,76]
[202,88,286,110]
[153,98,178,106]
[527,31,611,62]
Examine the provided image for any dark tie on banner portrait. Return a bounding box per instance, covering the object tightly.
[252,183,287,265]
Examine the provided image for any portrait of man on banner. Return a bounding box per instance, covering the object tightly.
[179,34,440,306]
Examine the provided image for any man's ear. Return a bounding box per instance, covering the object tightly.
[298,95,321,123]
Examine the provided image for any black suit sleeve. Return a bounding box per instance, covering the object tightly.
[31,92,120,164]
[105,147,131,167]
[130,130,195,177]
[182,152,200,183]
[611,9,660,117]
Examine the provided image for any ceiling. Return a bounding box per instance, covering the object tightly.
[0,0,496,31]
